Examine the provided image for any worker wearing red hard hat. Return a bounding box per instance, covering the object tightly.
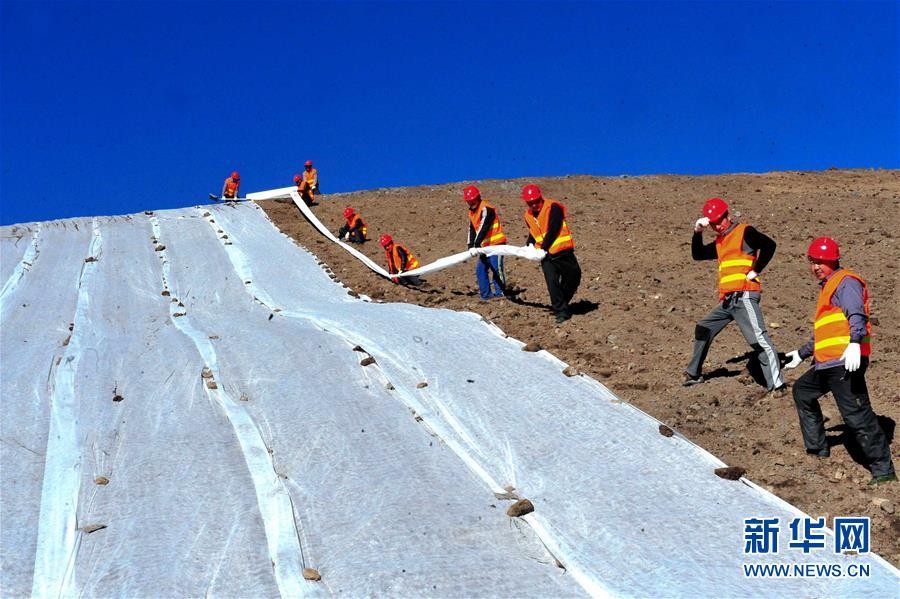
[380,233,422,286]
[521,184,581,324]
[221,171,240,200]
[782,237,895,485]
[337,207,367,243]
[293,161,319,206]
[463,185,508,299]
[684,197,786,395]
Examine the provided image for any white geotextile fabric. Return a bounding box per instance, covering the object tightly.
[1,204,898,598]
[287,191,541,279]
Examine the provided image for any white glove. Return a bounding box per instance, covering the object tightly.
[784,350,803,369]
[746,270,759,282]
[694,217,710,232]
[841,342,861,372]
[342,232,350,241]
[530,248,547,261]
[467,247,481,257]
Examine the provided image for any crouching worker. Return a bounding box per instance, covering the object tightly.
[380,234,422,286]
[338,207,367,243]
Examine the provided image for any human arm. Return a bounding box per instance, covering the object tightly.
[691,232,717,260]
[471,206,495,248]
[743,226,776,274]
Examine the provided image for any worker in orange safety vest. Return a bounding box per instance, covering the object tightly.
[337,207,367,243]
[684,197,785,395]
[380,233,422,286]
[522,184,580,324]
[221,171,240,200]
[782,236,895,486]
[463,185,507,299]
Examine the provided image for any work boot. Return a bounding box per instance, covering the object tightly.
[806,448,830,458]
[682,373,704,387]
[555,313,571,324]
[867,473,897,487]
[770,384,789,399]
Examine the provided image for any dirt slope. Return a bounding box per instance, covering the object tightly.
[261,169,900,565]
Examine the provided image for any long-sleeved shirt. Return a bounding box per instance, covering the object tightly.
[467,205,497,248]
[798,270,869,369]
[691,223,776,273]
[525,203,570,255]
[337,217,365,242]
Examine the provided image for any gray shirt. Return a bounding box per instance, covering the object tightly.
[799,269,868,370]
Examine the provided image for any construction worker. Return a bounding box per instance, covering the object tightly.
[222,171,240,200]
[522,184,581,324]
[379,234,422,286]
[783,237,896,486]
[293,172,316,206]
[684,198,785,393]
[337,207,367,243]
[463,185,507,299]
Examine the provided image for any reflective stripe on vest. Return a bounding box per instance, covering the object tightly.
[385,244,420,274]
[524,199,574,254]
[813,270,872,362]
[714,223,760,299]
[468,200,507,246]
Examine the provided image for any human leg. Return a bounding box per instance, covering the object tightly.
[826,363,895,477]
[685,303,733,378]
[791,366,829,454]
[488,255,506,297]
[475,256,491,299]
[734,293,785,389]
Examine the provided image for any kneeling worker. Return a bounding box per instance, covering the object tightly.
[463,185,507,299]
[783,237,895,486]
[380,234,422,286]
[522,184,581,323]
[338,207,367,243]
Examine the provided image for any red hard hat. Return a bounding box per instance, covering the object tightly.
[293,174,302,183]
[463,185,481,203]
[379,234,393,248]
[231,171,240,180]
[521,184,542,202]
[343,207,354,219]
[305,160,313,167]
[807,236,840,262]
[702,197,728,221]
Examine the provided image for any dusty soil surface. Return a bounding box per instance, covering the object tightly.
[261,169,900,565]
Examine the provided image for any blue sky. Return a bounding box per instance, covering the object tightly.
[1,1,897,225]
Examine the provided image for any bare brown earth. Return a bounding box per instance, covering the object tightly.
[261,169,900,565]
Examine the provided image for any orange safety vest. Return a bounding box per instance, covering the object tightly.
[385,244,420,274]
[468,200,507,246]
[523,199,574,255]
[349,215,367,239]
[715,223,761,300]
[223,178,239,198]
[813,269,871,363]
[304,169,318,187]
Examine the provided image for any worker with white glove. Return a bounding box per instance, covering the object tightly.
[463,185,508,299]
[521,184,581,324]
[337,207,367,244]
[683,197,785,396]
[788,236,894,485]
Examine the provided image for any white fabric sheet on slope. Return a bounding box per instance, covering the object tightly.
[1,223,42,306]
[0,219,91,597]
[160,206,581,597]
[64,214,284,598]
[211,202,900,597]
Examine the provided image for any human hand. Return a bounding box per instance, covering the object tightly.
[784,350,803,369]
[694,217,710,232]
[746,270,759,282]
[841,343,861,372]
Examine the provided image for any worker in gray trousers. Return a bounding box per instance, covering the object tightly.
[683,198,786,394]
